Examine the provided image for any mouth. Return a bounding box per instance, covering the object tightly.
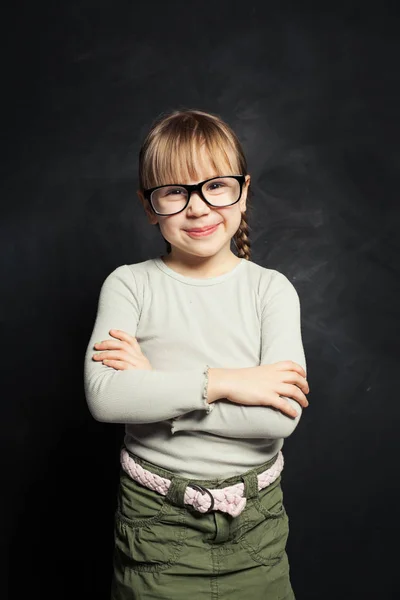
[184,222,222,234]
[184,221,222,238]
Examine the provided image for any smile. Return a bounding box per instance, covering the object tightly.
[184,223,221,238]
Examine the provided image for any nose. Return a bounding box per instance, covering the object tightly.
[186,190,210,215]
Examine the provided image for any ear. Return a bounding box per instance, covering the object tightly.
[240,174,251,213]
[137,190,158,225]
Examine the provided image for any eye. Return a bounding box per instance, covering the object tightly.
[165,188,183,196]
[206,181,227,194]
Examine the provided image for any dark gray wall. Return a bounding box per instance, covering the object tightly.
[2,2,399,599]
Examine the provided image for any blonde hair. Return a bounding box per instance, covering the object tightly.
[138,108,252,260]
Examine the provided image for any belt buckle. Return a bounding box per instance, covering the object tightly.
[190,484,215,513]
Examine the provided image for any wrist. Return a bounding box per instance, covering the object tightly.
[207,368,238,403]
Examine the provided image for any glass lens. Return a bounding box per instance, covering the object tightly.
[151,185,189,215]
[202,177,240,206]
[151,177,240,215]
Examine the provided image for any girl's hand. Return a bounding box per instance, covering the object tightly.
[92,329,153,371]
[226,361,310,417]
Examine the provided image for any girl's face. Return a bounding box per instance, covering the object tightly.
[138,144,251,265]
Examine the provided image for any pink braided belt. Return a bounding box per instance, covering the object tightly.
[120,448,284,518]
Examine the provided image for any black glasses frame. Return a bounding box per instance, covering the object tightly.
[143,174,247,216]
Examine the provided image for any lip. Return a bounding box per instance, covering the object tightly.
[184,222,222,234]
[184,223,221,238]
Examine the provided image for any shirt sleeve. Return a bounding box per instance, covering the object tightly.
[171,270,307,439]
[83,265,214,423]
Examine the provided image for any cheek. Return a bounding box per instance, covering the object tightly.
[227,209,243,230]
[217,206,241,223]
[159,218,184,236]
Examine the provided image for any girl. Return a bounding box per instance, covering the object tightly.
[84,108,309,599]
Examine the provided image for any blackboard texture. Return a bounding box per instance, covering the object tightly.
[2,1,399,599]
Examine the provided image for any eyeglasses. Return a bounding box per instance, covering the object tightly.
[143,174,247,216]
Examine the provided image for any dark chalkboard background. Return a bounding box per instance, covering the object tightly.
[2,1,399,599]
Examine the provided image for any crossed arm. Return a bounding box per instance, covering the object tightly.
[85,266,307,440]
[84,266,214,424]
[170,270,307,439]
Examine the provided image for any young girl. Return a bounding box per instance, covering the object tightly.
[84,108,309,600]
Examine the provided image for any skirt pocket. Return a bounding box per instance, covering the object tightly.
[113,469,189,573]
[236,479,289,566]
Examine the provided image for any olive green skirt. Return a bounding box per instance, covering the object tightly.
[111,446,295,599]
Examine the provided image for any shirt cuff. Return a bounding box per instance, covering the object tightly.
[171,364,214,435]
[202,364,215,414]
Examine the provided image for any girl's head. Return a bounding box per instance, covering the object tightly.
[137,108,252,262]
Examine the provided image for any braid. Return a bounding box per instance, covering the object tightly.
[232,211,251,261]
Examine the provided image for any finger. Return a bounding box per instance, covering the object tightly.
[279,383,309,407]
[272,395,299,418]
[93,350,133,362]
[102,359,132,370]
[276,361,306,379]
[94,340,132,351]
[109,329,139,345]
[93,342,141,362]
[283,371,310,394]
[108,334,140,353]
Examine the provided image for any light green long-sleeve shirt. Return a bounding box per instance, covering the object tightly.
[83,256,307,478]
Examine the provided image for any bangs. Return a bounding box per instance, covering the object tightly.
[142,120,241,189]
